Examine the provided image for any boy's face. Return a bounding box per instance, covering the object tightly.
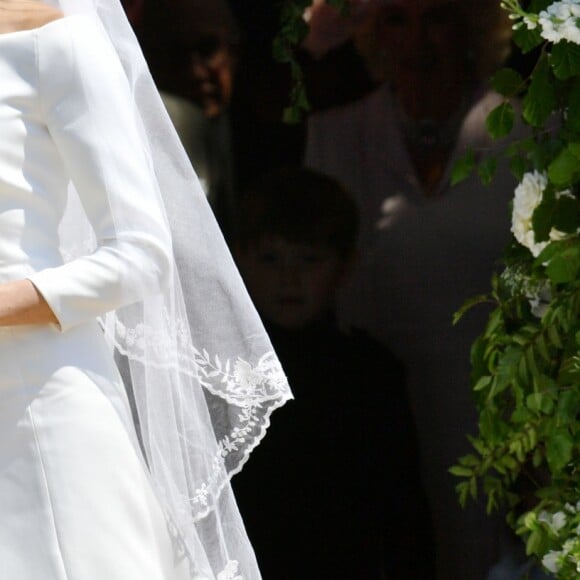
[237,235,349,329]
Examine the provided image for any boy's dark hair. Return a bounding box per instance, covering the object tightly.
[237,168,359,257]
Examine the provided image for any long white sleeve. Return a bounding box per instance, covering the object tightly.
[27,16,172,332]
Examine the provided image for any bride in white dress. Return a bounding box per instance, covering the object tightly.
[0,1,291,578]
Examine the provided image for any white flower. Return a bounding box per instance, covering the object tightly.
[512,171,570,257]
[539,510,568,533]
[512,171,548,256]
[537,1,580,44]
[563,539,576,554]
[527,281,552,318]
[543,550,563,573]
[524,16,538,29]
[553,511,568,531]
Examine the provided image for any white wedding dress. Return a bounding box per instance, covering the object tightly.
[0,15,198,580]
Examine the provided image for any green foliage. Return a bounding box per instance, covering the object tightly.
[551,42,580,80]
[274,0,349,123]
[513,25,544,54]
[523,55,558,127]
[452,3,580,578]
[547,144,580,186]
[451,148,475,186]
[487,102,516,139]
[492,68,525,97]
[275,1,580,576]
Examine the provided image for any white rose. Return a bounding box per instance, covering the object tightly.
[512,171,549,257]
[512,171,572,257]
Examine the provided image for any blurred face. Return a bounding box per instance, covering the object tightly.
[136,0,236,118]
[237,236,348,330]
[185,34,235,118]
[170,32,235,118]
[376,0,468,118]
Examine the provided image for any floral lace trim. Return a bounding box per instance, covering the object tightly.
[106,314,291,522]
[111,315,289,403]
[216,560,243,580]
[188,403,263,515]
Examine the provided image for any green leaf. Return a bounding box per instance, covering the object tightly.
[456,481,470,507]
[468,435,488,456]
[526,392,544,413]
[282,106,301,125]
[449,465,473,477]
[565,78,580,132]
[545,245,580,283]
[491,68,524,97]
[478,156,498,185]
[547,325,563,349]
[451,149,475,186]
[473,376,492,392]
[509,155,528,181]
[533,447,544,467]
[529,0,553,12]
[557,390,580,420]
[513,25,544,54]
[453,293,490,324]
[511,406,533,423]
[523,55,557,127]
[535,334,551,363]
[553,195,580,234]
[534,239,567,266]
[532,188,557,242]
[469,476,477,500]
[495,347,522,397]
[479,408,508,444]
[527,384,555,414]
[546,429,574,472]
[547,144,580,186]
[526,529,543,556]
[486,102,515,140]
[551,41,580,80]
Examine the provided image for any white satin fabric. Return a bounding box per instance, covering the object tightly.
[0,17,194,579]
[0,323,192,579]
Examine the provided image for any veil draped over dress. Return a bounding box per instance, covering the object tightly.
[41,0,292,577]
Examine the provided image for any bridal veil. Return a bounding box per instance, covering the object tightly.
[42,0,292,577]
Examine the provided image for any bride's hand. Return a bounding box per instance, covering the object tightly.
[0,280,59,327]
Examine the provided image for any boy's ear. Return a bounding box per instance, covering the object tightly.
[337,249,359,288]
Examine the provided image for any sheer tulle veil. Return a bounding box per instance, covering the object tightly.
[43,0,292,578]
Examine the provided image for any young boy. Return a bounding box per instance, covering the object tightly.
[233,168,434,579]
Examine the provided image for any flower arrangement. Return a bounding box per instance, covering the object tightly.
[450,1,580,577]
[273,0,580,575]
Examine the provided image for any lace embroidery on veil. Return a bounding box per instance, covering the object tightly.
[51,1,292,577]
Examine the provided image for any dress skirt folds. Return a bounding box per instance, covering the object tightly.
[0,320,192,580]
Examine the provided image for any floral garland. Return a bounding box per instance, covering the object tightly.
[273,0,580,575]
[451,1,580,578]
